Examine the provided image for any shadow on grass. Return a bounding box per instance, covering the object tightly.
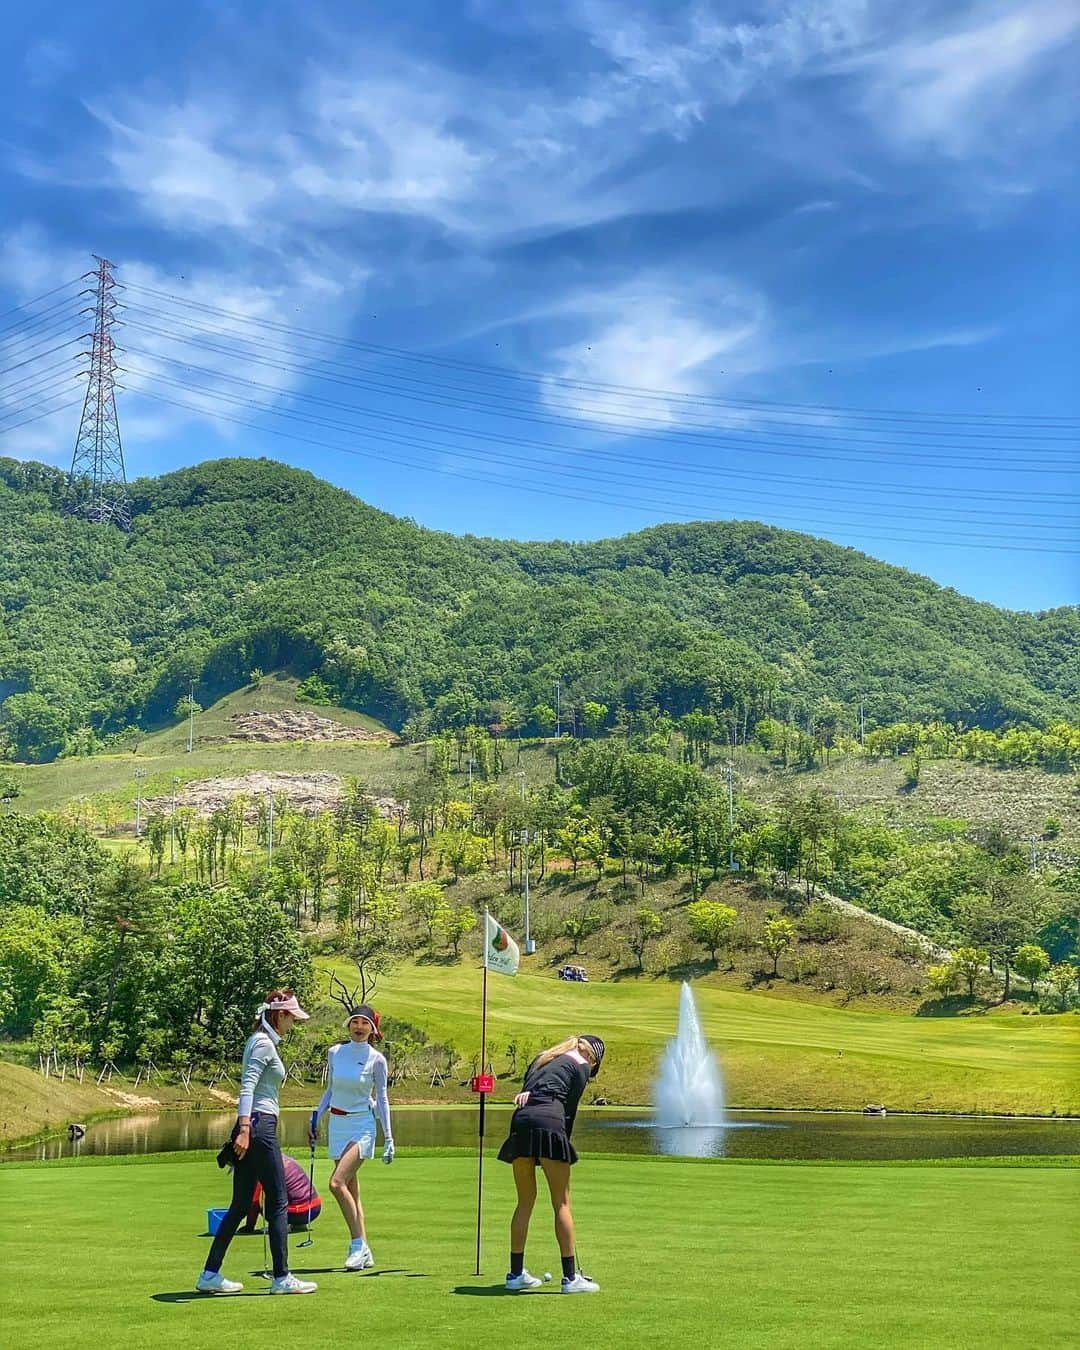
[150,1268,418,1303]
[915,995,988,1017]
[452,1286,560,1297]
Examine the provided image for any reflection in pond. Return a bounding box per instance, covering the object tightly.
[4,1106,1078,1164]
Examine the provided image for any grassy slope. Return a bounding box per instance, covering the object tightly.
[738,748,1080,851]
[0,1060,120,1145]
[1,1152,1076,1350]
[6,675,419,815]
[331,960,1080,1116]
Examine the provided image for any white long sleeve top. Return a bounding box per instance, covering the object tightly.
[315,1041,392,1141]
[237,1021,285,1119]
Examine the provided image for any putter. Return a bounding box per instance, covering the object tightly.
[297,1143,316,1249]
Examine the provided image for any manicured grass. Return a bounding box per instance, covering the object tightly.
[330,960,1080,1115]
[1,1151,1075,1349]
[0,1060,119,1146]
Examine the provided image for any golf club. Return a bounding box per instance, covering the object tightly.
[297,1142,316,1249]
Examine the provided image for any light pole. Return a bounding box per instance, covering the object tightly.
[726,761,736,872]
[267,789,275,869]
[134,768,146,837]
[521,828,535,955]
[187,679,195,753]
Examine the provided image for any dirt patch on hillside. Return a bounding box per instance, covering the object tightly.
[203,710,398,745]
[146,771,400,821]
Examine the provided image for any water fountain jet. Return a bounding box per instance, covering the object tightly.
[655,982,725,1129]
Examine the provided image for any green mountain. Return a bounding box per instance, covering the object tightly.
[1,455,1076,758]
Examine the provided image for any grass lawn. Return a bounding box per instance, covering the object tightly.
[329,960,1080,1115]
[1,1151,1075,1349]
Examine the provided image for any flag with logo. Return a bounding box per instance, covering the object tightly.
[484,912,520,977]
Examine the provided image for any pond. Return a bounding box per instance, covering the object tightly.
[4,1107,1078,1164]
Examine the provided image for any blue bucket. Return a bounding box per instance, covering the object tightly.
[207,1207,230,1235]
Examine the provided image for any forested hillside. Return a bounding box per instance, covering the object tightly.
[1,456,1076,760]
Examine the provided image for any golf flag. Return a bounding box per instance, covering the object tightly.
[484,912,520,977]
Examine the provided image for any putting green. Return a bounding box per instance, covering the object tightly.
[333,960,1080,1115]
[2,1151,1075,1348]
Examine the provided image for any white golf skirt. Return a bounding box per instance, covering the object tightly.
[328,1109,377,1162]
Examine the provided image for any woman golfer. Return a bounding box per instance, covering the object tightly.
[497,1033,605,1294]
[196,990,317,1295]
[310,1004,394,1271]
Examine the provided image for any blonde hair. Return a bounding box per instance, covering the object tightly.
[533,1036,597,1071]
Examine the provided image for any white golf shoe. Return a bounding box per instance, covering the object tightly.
[269,1273,317,1294]
[195,1270,243,1295]
[344,1239,374,1271]
[505,1270,542,1292]
[561,1272,600,1293]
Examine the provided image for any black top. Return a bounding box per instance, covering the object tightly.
[520,1053,591,1135]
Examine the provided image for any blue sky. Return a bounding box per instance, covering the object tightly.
[0,0,1076,611]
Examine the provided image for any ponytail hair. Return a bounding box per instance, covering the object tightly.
[533,1036,584,1071]
[254,989,293,1033]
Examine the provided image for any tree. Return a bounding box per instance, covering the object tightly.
[1013,943,1050,996]
[564,901,604,955]
[91,855,155,1043]
[625,905,663,972]
[347,887,404,998]
[927,963,959,995]
[433,900,477,957]
[0,905,75,1033]
[532,704,556,737]
[1047,962,1076,1011]
[406,881,445,946]
[951,946,987,998]
[0,693,68,763]
[686,899,737,967]
[582,701,608,737]
[761,915,797,976]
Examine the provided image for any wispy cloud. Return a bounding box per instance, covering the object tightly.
[849,0,1080,156]
[539,277,768,425]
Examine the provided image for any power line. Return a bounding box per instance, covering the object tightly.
[120,353,1079,526]
[119,316,1077,474]
[0,278,83,326]
[0,398,82,436]
[121,303,1077,454]
[122,280,1080,430]
[123,380,1080,552]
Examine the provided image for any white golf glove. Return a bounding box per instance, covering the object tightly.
[382,1138,395,1165]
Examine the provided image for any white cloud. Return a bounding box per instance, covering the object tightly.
[540,278,769,425]
[850,0,1080,155]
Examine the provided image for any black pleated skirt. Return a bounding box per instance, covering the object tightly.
[497,1100,578,1165]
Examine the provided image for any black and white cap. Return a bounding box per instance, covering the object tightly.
[580,1035,605,1078]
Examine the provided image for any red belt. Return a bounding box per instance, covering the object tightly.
[329,1107,368,1116]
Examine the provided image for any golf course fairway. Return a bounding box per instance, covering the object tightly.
[333,960,1080,1115]
[2,1151,1075,1349]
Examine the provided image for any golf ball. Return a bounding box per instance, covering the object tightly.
[544,1273,552,1282]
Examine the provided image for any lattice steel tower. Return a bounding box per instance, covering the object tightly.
[68,256,131,529]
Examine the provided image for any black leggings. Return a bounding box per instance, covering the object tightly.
[205,1114,289,1279]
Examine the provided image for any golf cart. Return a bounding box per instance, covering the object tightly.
[558,965,589,982]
